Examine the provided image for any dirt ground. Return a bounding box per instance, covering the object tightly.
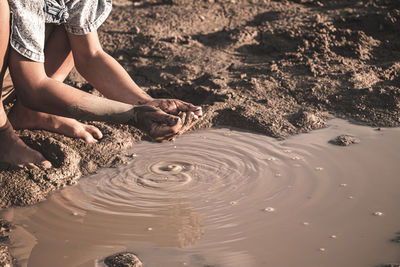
[1,0,400,265]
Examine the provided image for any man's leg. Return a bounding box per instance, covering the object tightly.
[7,25,102,143]
[0,0,51,169]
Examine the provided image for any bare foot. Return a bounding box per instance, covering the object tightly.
[8,101,103,143]
[0,120,52,169]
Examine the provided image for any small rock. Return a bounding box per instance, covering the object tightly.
[104,252,143,267]
[132,26,140,34]
[329,135,360,146]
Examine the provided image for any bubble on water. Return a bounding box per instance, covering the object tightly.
[263,207,275,212]
[173,146,177,149]
[302,222,310,226]
[147,227,153,231]
[315,167,324,171]
[373,211,384,216]
[340,183,347,187]
[330,235,337,239]
[319,248,326,252]
[348,196,354,199]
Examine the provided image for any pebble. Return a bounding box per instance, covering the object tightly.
[132,26,141,34]
[373,211,384,216]
[104,252,142,267]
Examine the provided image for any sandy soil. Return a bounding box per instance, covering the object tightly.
[1,0,400,265]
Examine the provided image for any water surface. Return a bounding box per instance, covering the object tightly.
[2,119,400,267]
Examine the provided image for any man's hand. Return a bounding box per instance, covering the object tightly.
[131,105,198,142]
[144,99,203,117]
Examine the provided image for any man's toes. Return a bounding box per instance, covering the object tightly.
[25,163,39,169]
[39,160,52,169]
[81,131,98,143]
[85,125,103,140]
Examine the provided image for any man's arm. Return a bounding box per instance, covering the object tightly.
[8,50,183,141]
[67,30,202,117]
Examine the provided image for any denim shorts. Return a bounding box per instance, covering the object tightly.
[9,0,112,63]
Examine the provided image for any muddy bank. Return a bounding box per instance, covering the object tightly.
[1,0,400,265]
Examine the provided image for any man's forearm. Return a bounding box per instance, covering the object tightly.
[74,50,153,105]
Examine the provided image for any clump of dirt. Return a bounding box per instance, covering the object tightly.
[329,134,360,146]
[1,0,400,265]
[0,220,14,266]
[104,252,143,267]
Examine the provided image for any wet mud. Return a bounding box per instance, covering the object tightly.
[1,0,400,265]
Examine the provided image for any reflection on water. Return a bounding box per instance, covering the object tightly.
[2,119,400,267]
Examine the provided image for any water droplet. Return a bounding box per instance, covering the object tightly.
[147,227,153,231]
[330,235,337,239]
[230,201,238,206]
[340,183,347,187]
[315,167,324,171]
[263,207,275,212]
[373,211,384,216]
[319,248,326,252]
[303,222,310,226]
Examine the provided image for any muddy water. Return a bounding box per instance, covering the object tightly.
[2,119,400,267]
